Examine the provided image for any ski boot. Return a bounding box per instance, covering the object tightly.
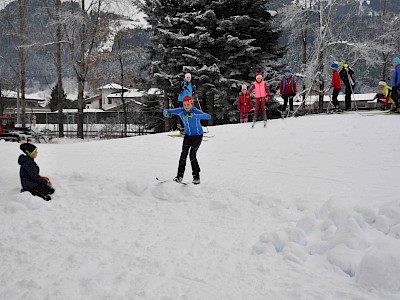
[252,116,257,128]
[193,174,200,185]
[173,176,183,183]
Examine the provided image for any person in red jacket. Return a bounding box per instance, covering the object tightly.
[330,63,341,108]
[248,73,270,127]
[279,67,297,112]
[237,84,253,123]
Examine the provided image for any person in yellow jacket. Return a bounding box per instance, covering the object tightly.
[376,81,395,110]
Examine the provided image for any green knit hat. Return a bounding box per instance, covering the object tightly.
[20,142,38,156]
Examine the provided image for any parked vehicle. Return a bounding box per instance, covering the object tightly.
[0,116,33,142]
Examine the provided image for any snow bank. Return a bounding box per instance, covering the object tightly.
[1,113,400,299]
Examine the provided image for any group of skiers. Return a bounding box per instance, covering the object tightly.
[237,69,297,124]
[330,62,356,111]
[163,59,400,185]
[331,57,400,112]
[161,69,298,185]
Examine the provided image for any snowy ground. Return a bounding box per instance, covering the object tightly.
[1,112,400,300]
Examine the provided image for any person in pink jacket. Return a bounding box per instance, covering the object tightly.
[248,73,271,126]
[237,84,253,123]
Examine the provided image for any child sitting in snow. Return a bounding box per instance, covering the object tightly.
[163,96,211,184]
[18,142,55,201]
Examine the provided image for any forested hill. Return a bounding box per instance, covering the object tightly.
[0,0,398,94]
[0,0,149,95]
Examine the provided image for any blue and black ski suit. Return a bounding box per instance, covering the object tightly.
[163,107,211,178]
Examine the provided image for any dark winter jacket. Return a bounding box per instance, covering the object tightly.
[164,107,210,136]
[391,65,400,88]
[339,67,355,88]
[18,155,48,191]
[280,75,297,95]
[237,92,253,113]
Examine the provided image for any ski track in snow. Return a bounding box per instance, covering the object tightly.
[1,113,400,299]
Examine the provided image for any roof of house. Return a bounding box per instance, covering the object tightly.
[107,89,144,98]
[98,83,128,90]
[103,100,146,111]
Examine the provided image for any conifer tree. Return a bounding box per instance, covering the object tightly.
[140,0,282,124]
[49,83,67,112]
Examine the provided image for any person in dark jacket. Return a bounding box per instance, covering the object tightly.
[279,67,297,112]
[18,143,54,201]
[391,57,400,110]
[163,96,211,184]
[338,62,356,111]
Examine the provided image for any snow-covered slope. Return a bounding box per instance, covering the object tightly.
[1,112,400,299]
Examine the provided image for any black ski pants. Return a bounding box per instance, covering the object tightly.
[177,134,203,177]
[392,85,400,109]
[23,184,55,201]
[344,85,354,110]
[332,88,341,107]
[282,94,295,111]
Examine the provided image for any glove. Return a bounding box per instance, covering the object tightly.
[184,85,190,91]
[184,113,193,118]
[163,110,172,118]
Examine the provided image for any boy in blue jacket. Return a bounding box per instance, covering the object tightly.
[163,96,211,184]
[178,73,196,103]
[18,142,55,201]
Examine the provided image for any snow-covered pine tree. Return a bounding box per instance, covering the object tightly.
[140,0,283,124]
[141,0,200,100]
[194,0,283,122]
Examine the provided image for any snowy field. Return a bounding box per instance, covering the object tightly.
[1,112,400,300]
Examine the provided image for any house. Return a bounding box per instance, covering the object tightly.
[84,83,149,111]
[1,90,50,115]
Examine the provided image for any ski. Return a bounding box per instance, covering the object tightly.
[167,133,210,141]
[156,177,189,185]
[251,121,267,128]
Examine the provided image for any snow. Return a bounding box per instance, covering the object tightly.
[1,113,400,299]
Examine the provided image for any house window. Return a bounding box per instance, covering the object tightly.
[108,98,112,104]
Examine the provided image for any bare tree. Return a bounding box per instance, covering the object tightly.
[62,0,109,139]
[17,0,29,126]
[280,0,400,93]
[377,0,399,81]
[55,0,65,137]
[43,0,66,137]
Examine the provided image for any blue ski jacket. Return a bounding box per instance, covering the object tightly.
[164,107,211,136]
[391,65,400,88]
[178,81,196,102]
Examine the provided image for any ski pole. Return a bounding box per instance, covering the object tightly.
[195,94,209,133]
